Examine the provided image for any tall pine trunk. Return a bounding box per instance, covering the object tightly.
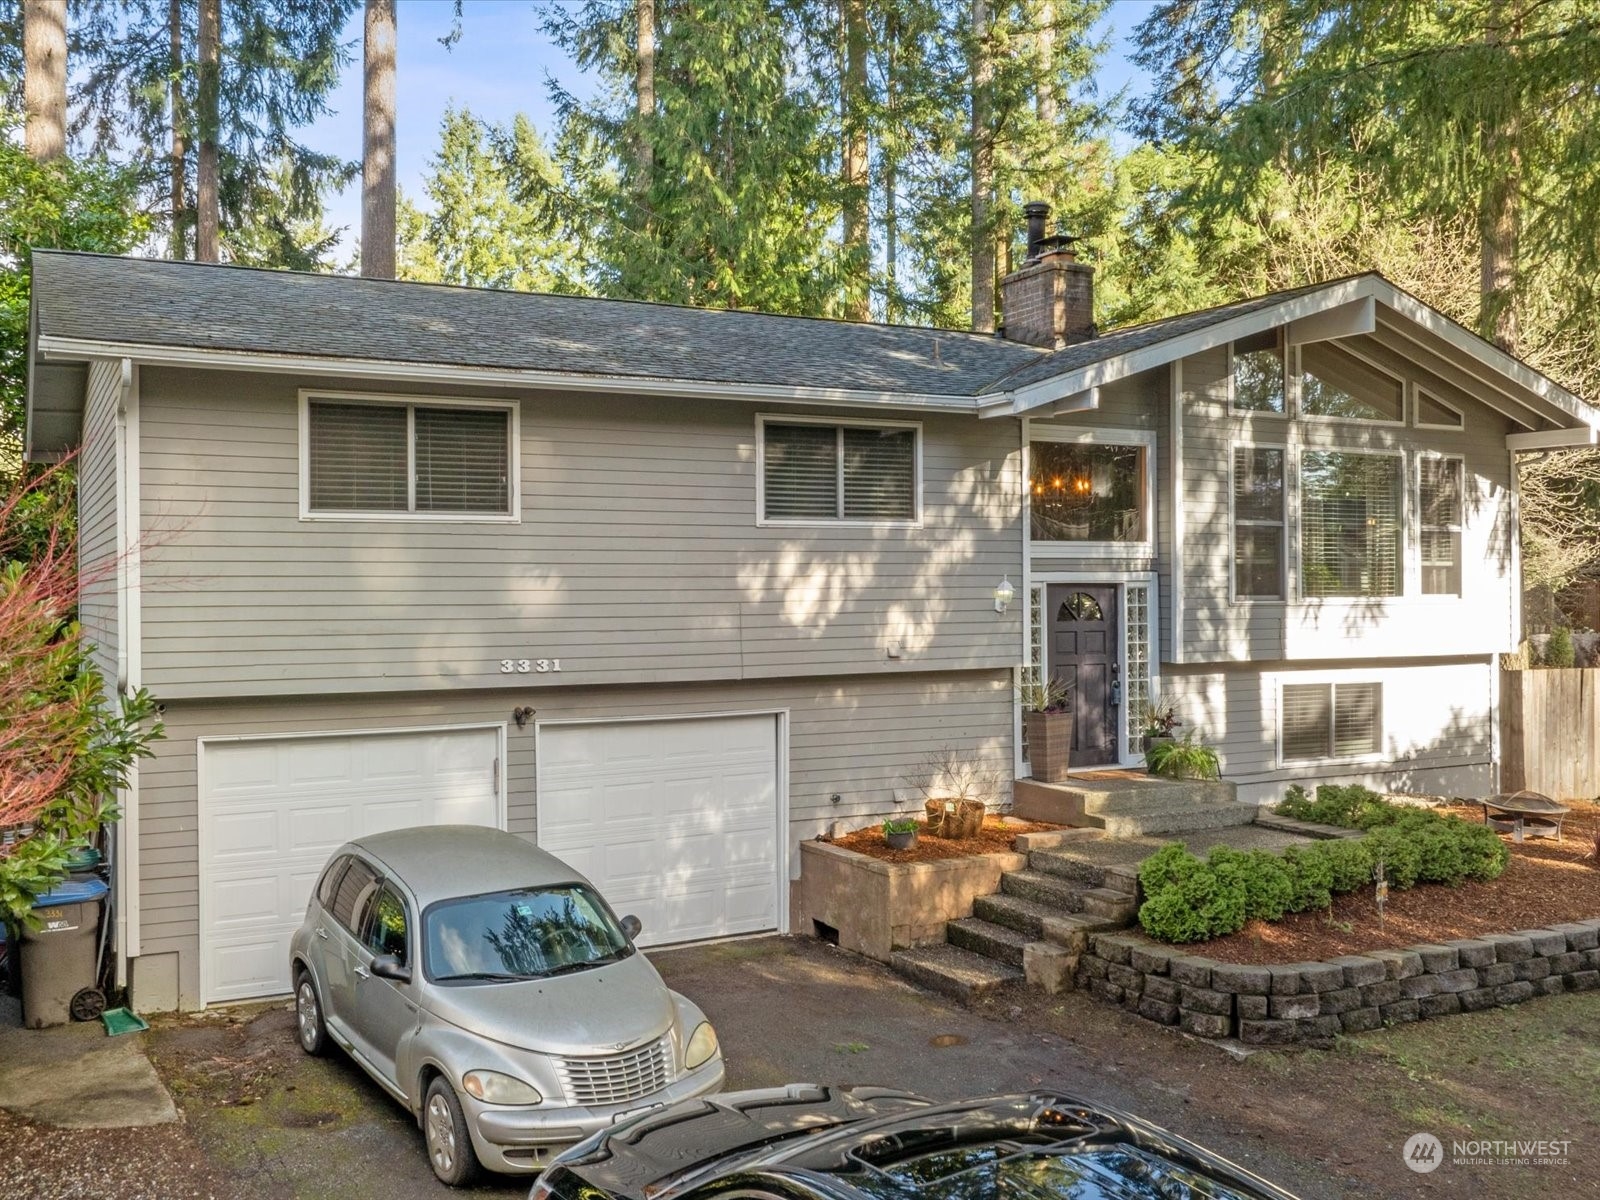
[22,0,67,162]
[168,0,187,258]
[883,12,898,323]
[841,0,870,320]
[1480,7,1520,353]
[969,0,995,333]
[636,0,655,191]
[1035,0,1056,125]
[196,0,221,262]
[361,0,398,279]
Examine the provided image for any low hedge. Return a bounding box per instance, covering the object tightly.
[1137,796,1511,944]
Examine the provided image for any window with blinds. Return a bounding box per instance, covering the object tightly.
[1233,446,1285,598]
[1300,451,1402,597]
[1420,457,1464,595]
[307,399,512,516]
[1282,682,1381,762]
[761,420,917,522]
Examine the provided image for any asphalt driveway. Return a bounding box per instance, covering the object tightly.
[64,935,1596,1200]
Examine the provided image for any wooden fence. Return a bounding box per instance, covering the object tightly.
[1500,668,1600,800]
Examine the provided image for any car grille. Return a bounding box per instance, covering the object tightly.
[557,1037,674,1108]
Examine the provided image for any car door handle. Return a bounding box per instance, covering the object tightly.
[354,966,370,980]
[316,928,329,940]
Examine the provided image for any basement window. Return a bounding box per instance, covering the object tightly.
[1281,682,1382,763]
[304,395,517,519]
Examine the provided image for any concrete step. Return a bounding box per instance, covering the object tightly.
[1100,802,1258,838]
[973,893,1063,940]
[999,869,1085,910]
[947,917,1031,968]
[1027,849,1140,898]
[1078,887,1139,923]
[890,943,1022,1002]
[1037,911,1127,953]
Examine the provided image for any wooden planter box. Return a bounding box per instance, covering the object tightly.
[797,840,1026,962]
[1025,710,1073,782]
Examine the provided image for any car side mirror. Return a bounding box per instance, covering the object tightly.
[370,953,412,983]
[620,915,642,941]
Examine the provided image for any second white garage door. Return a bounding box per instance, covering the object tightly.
[536,714,782,946]
[198,726,502,1005]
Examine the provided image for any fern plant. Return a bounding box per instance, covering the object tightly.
[1145,732,1221,780]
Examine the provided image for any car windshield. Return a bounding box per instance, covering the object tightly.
[843,1144,1263,1200]
[424,885,632,983]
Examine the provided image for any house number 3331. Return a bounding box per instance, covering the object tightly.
[500,659,563,674]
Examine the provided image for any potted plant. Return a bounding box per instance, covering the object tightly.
[1138,698,1182,754]
[1145,731,1221,780]
[882,818,919,851]
[1020,675,1074,783]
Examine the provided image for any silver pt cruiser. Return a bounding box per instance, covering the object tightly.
[288,825,725,1186]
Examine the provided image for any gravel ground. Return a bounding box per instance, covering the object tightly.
[0,1109,252,1200]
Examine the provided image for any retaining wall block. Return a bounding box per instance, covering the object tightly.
[1493,980,1535,1006]
[1549,923,1599,952]
[1548,951,1582,975]
[1476,962,1515,988]
[1144,975,1180,1004]
[1268,965,1303,995]
[1299,962,1348,993]
[1483,933,1534,963]
[1092,935,1136,966]
[1236,994,1269,1020]
[1411,944,1459,973]
[1380,999,1420,1025]
[1169,957,1214,988]
[1419,992,1462,1018]
[1524,929,1568,957]
[1318,987,1363,1015]
[1298,1014,1343,1041]
[1458,987,1498,1012]
[1089,979,1124,1005]
[1360,980,1403,1008]
[1447,939,1497,969]
[1581,949,1600,970]
[1433,967,1480,994]
[1079,955,1109,981]
[1137,996,1179,1025]
[1210,962,1271,995]
[1369,949,1424,980]
[1399,974,1440,1000]
[1107,963,1145,994]
[1533,975,1566,998]
[1567,970,1600,992]
[1129,945,1174,974]
[1179,986,1234,1016]
[1178,1010,1231,1039]
[1268,993,1320,1020]
[1239,1019,1297,1046]
[1330,956,1387,988]
[1339,1007,1382,1033]
[1513,957,1551,982]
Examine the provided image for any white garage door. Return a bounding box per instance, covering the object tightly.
[537,715,781,947]
[199,727,501,1004]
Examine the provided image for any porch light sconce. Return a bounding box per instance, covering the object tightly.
[993,576,1016,614]
[512,706,536,729]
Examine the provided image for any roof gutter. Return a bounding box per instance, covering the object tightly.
[33,336,986,415]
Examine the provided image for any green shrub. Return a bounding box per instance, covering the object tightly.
[1280,843,1334,912]
[1137,886,1217,944]
[1275,783,1390,829]
[1139,842,1204,895]
[1320,837,1375,892]
[1545,626,1576,668]
[1455,820,1511,881]
[1364,824,1423,888]
[1136,843,1249,943]
[1145,732,1221,780]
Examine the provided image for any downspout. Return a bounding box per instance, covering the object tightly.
[112,358,141,985]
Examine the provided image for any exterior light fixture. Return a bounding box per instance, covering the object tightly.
[994,576,1015,614]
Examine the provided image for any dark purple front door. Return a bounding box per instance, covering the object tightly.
[1047,584,1120,767]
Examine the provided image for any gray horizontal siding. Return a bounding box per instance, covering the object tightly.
[137,369,1024,698]
[1177,337,1518,664]
[136,669,1012,1008]
[77,360,120,690]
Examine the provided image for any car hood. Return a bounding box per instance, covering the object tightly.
[422,950,675,1056]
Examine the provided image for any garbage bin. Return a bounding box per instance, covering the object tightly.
[19,877,109,1029]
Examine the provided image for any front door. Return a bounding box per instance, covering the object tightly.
[1047,585,1120,767]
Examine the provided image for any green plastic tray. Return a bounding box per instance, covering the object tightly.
[102,1007,149,1036]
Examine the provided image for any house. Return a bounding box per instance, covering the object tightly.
[24,212,1600,1012]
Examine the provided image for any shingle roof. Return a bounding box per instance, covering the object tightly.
[30,251,1045,397]
[985,279,1351,393]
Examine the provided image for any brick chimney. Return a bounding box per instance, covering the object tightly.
[999,201,1095,348]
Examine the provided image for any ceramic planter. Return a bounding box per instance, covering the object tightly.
[884,829,918,851]
[1024,709,1073,782]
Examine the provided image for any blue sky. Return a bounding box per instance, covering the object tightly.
[302,0,1150,255]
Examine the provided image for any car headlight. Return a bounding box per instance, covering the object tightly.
[461,1070,542,1105]
[684,1021,719,1071]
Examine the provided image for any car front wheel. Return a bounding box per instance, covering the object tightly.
[424,1076,481,1187]
[294,970,328,1056]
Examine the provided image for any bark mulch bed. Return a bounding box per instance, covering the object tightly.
[826,815,1063,864]
[1197,801,1600,965]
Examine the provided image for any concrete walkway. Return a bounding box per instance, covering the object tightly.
[0,994,176,1129]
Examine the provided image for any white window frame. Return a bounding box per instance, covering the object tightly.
[1272,672,1385,767]
[1024,425,1156,561]
[1228,440,1289,604]
[1414,386,1466,431]
[1297,444,1408,601]
[298,390,522,523]
[1293,343,1407,428]
[1226,338,1289,418]
[754,413,923,528]
[1416,451,1466,599]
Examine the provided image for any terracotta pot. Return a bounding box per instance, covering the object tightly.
[1024,709,1072,783]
